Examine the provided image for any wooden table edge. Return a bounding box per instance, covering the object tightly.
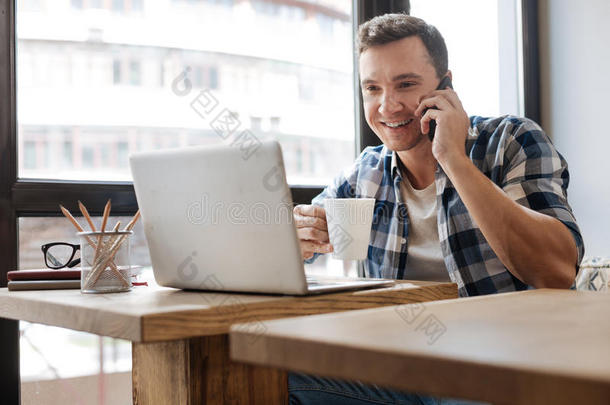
[139,281,458,342]
[230,325,610,405]
[0,281,457,343]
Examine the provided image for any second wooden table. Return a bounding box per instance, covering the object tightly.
[231,289,610,405]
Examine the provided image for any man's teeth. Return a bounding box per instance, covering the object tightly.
[384,118,412,128]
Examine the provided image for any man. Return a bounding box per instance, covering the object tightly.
[290,13,584,404]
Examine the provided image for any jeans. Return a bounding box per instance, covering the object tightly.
[288,373,489,405]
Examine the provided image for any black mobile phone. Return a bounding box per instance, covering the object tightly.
[424,76,453,141]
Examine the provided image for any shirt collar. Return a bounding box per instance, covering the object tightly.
[389,146,444,181]
[390,149,402,181]
[387,121,477,180]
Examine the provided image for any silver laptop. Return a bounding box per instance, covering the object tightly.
[129,140,394,295]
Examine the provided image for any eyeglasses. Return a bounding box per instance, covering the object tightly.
[41,242,81,269]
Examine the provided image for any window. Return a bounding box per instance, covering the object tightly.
[128,60,141,86]
[317,14,335,37]
[16,0,355,185]
[112,0,124,12]
[1,2,538,403]
[209,66,218,89]
[252,0,279,16]
[10,2,357,399]
[270,116,280,131]
[82,146,94,169]
[18,216,149,402]
[62,141,73,168]
[193,66,205,88]
[159,62,165,87]
[409,0,523,117]
[250,116,262,131]
[112,59,121,84]
[23,141,36,169]
[117,142,129,168]
[19,216,151,270]
[100,143,111,167]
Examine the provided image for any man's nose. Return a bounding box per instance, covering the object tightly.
[378,92,403,115]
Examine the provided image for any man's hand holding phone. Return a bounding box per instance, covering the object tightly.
[414,76,471,168]
[293,204,333,261]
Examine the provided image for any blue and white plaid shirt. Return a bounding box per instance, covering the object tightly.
[309,115,584,297]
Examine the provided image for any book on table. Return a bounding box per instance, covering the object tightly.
[7,269,81,291]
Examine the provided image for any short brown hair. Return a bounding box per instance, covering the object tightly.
[357,13,448,79]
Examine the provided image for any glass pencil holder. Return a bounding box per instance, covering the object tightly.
[78,231,133,293]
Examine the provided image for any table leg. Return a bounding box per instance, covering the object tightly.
[132,334,288,405]
[0,318,20,405]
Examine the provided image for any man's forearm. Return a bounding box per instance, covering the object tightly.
[440,155,578,288]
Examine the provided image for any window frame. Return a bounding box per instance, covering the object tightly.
[0,0,540,402]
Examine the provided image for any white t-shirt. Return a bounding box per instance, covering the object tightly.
[399,176,451,282]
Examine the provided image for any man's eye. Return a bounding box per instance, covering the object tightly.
[399,82,415,88]
[365,86,379,92]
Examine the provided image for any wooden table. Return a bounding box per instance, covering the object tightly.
[230,289,610,405]
[0,278,456,405]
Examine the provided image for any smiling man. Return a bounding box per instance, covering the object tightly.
[290,13,584,405]
[295,13,583,294]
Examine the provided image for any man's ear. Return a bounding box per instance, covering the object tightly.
[447,70,453,81]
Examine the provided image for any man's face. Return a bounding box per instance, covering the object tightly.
[359,36,440,152]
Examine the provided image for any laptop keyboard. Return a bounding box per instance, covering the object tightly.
[306,276,342,286]
[306,276,320,286]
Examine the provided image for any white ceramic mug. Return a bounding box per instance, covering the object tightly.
[323,198,375,260]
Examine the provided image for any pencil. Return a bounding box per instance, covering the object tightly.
[87,220,132,288]
[59,205,85,232]
[123,210,141,231]
[89,210,140,286]
[94,199,112,264]
[60,203,104,261]
[100,199,112,232]
[90,221,121,271]
[61,203,123,276]
[78,200,97,232]
[85,221,122,286]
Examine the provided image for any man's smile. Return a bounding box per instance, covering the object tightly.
[380,118,414,129]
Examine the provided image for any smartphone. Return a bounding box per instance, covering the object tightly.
[424,76,453,141]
